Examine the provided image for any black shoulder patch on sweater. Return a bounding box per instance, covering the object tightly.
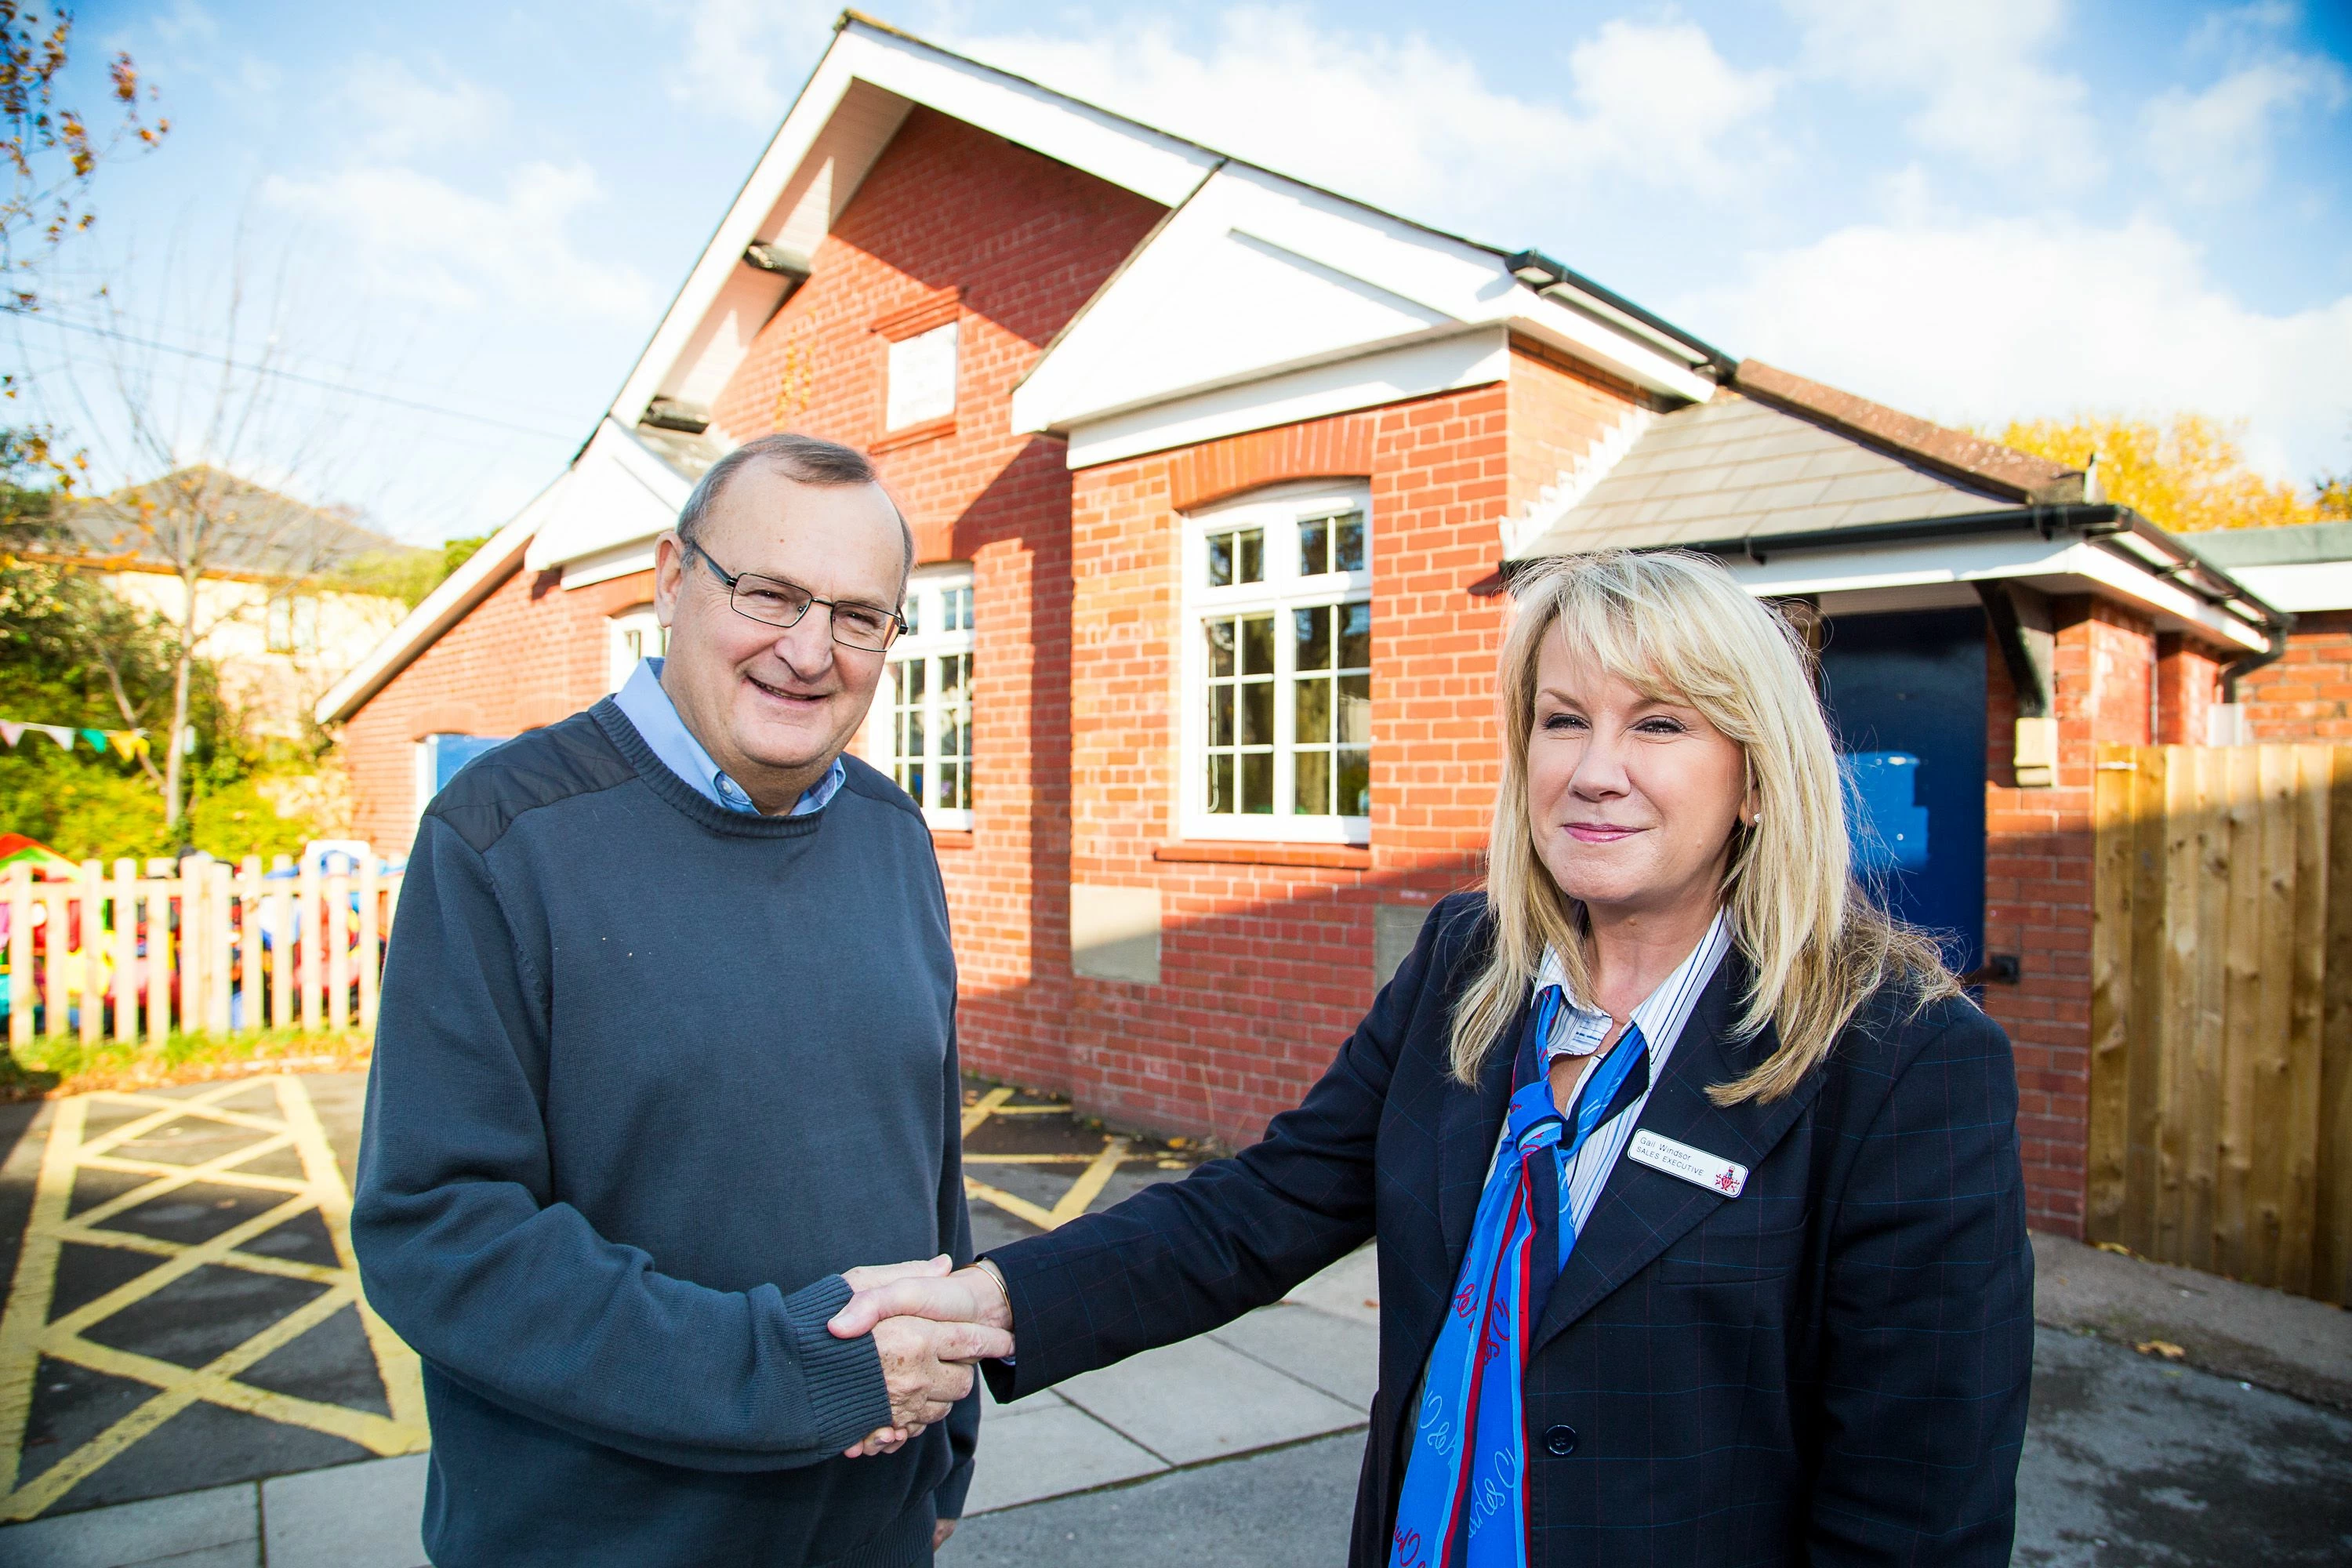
[837,751,924,820]
[426,708,639,854]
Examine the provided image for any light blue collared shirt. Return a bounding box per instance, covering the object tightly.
[614,657,846,817]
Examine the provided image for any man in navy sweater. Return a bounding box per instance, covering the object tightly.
[354,434,1003,1566]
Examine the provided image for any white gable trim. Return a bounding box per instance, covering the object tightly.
[608,20,1221,430]
[523,418,694,573]
[1066,329,1509,470]
[1016,163,1711,448]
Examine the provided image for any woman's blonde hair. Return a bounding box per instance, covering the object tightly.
[1450,549,1961,1104]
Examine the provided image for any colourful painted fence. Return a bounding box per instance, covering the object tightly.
[0,851,402,1046]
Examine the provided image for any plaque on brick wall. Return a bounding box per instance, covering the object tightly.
[1374,902,1430,989]
[1071,884,1161,985]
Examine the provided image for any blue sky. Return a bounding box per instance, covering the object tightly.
[15,0,2350,544]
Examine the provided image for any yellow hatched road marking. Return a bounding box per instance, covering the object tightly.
[0,1076,430,1522]
[960,1089,1134,1234]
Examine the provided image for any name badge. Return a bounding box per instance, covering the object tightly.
[1628,1130,1748,1198]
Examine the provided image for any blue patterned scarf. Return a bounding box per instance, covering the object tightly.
[1387,989,1650,1568]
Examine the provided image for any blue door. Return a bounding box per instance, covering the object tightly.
[1817,609,1987,973]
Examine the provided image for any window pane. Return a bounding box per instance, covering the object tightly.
[1209,684,1234,746]
[1296,675,1331,743]
[1241,680,1274,746]
[905,660,927,701]
[949,586,972,630]
[1207,534,1233,588]
[1338,673,1371,745]
[1206,618,1235,677]
[1338,749,1370,817]
[1299,517,1327,576]
[1294,750,1330,816]
[1208,753,1234,814]
[1240,613,1274,675]
[941,762,964,811]
[1334,513,1366,573]
[1238,528,1264,583]
[1241,751,1272,813]
[902,593,921,635]
[942,653,968,697]
[1294,605,1330,670]
[1338,601,1371,670]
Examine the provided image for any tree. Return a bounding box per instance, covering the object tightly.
[2,2,165,316]
[1994,413,2321,533]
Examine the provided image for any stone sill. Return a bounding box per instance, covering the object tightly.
[1152,840,1370,869]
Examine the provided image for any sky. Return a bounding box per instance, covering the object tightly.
[11,0,2350,545]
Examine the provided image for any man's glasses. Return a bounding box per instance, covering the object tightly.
[685,539,905,652]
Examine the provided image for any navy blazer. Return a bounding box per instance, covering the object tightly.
[982,895,2034,1566]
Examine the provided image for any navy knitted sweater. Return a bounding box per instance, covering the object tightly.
[353,699,975,1568]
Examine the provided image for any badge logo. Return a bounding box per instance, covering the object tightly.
[1627,1129,1749,1198]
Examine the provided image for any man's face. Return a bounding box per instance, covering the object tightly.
[653,463,905,811]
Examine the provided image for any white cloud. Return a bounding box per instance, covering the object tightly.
[1685,215,2352,481]
[651,0,837,125]
[343,56,508,159]
[2144,55,2348,202]
[1787,0,2102,180]
[263,160,654,321]
[950,7,1782,233]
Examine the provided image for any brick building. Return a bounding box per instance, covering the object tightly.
[318,15,2296,1238]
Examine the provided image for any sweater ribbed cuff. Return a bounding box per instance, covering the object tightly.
[781,1273,893,1454]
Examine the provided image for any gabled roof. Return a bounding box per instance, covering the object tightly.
[1511,361,2087,561]
[62,466,405,579]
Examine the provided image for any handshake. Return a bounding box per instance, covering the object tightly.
[826,1255,1016,1459]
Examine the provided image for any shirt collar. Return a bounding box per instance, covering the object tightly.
[1534,907,1733,1066]
[614,657,845,818]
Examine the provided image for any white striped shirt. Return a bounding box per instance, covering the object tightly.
[1509,909,1734,1238]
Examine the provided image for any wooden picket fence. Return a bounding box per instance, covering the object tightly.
[1,850,403,1048]
[2089,742,2352,1304]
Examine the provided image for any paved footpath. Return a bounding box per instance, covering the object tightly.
[2,1074,2347,1566]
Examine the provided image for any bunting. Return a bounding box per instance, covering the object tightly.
[0,720,149,757]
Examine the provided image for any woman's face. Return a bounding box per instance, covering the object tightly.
[1526,629,1752,923]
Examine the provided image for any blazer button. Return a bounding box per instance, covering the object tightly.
[1542,1424,1578,1457]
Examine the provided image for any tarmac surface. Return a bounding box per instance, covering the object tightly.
[0,1069,2346,1566]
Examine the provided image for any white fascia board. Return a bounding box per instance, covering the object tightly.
[2225,560,2352,613]
[313,483,555,726]
[1017,163,1711,441]
[610,24,1217,429]
[524,418,692,572]
[1715,535,2267,652]
[561,541,659,590]
[1064,328,1508,470]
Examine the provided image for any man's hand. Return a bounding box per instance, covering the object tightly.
[831,1258,1016,1459]
[934,1519,958,1550]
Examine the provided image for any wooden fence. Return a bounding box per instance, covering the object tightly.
[0,851,403,1048]
[2089,742,2352,1304]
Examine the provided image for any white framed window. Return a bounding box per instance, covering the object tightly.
[1181,483,1372,844]
[885,321,958,430]
[870,564,975,828]
[608,604,667,692]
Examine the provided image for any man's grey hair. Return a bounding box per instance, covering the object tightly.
[674,432,914,586]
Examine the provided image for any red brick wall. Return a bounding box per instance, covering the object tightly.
[336,106,1161,1096]
[704,104,1163,1091]
[1981,597,2154,1236]
[2239,611,2352,740]
[2155,633,2224,745]
[1505,337,1653,521]
[1061,387,1512,1145]
[339,565,656,853]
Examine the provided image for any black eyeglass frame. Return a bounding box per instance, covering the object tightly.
[683,538,906,652]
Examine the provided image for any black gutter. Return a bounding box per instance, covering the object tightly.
[1504,249,1738,378]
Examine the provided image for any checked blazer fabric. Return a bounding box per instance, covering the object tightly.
[979,894,2034,1568]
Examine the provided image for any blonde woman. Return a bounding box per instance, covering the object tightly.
[835,550,2033,1567]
